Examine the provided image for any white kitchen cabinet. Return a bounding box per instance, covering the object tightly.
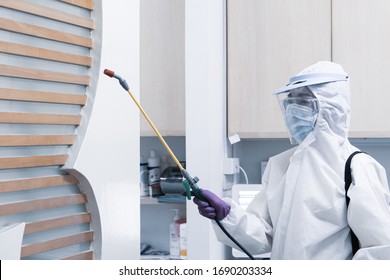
[228,0,390,139]
[332,0,390,137]
[227,0,331,138]
[140,0,185,136]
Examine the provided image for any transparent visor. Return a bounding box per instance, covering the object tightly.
[276,86,319,145]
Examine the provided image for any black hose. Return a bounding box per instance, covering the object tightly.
[214,218,255,260]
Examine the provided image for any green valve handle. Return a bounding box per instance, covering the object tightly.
[181,169,205,201]
[182,180,192,200]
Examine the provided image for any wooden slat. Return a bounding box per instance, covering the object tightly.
[0,42,92,67]
[61,250,93,260]
[0,112,82,125]
[0,0,94,29]
[0,175,78,193]
[0,194,86,216]
[0,64,90,85]
[0,135,76,147]
[0,154,68,170]
[0,88,87,105]
[59,0,94,11]
[24,213,91,235]
[21,231,93,257]
[0,18,93,48]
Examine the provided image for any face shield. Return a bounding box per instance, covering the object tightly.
[274,73,348,145]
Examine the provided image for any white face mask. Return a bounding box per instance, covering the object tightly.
[284,103,318,144]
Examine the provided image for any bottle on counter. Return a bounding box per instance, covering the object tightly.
[140,156,149,197]
[147,150,164,197]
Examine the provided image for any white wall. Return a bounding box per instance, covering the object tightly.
[65,0,140,259]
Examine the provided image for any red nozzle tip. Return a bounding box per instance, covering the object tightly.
[104,69,115,78]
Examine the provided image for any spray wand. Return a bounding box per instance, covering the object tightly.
[103,69,203,201]
[104,69,255,259]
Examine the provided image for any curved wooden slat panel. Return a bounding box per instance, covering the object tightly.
[0,112,82,125]
[0,88,87,105]
[0,18,93,48]
[0,0,98,260]
[21,231,94,257]
[0,175,78,193]
[0,135,76,147]
[0,155,68,170]
[59,0,94,11]
[24,213,91,235]
[0,42,92,67]
[0,65,90,85]
[0,0,94,29]
[0,194,86,216]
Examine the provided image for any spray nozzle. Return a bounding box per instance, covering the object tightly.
[103,69,130,91]
[103,69,115,78]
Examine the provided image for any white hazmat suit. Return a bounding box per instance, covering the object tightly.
[214,61,390,259]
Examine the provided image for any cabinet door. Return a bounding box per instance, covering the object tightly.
[140,0,185,136]
[332,0,390,137]
[227,0,331,138]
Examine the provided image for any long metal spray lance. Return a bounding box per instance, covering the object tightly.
[103,69,202,200]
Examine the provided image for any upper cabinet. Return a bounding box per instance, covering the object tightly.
[228,0,390,138]
[140,0,185,136]
[332,0,390,137]
[227,0,331,138]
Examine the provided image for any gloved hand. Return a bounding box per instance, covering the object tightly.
[193,189,231,220]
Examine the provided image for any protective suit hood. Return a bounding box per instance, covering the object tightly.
[300,61,351,142]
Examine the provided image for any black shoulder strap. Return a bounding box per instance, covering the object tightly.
[344,151,365,256]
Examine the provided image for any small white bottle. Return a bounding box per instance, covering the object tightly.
[147,150,164,197]
[140,155,149,197]
[169,209,184,259]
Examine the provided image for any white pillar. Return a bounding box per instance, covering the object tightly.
[185,0,228,259]
[65,0,140,259]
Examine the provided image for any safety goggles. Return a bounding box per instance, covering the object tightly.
[277,86,318,114]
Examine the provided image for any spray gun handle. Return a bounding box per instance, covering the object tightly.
[181,169,205,201]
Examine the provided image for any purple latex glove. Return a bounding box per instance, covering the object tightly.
[193,189,231,220]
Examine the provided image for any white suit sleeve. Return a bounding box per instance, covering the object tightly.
[348,154,390,260]
[210,189,273,256]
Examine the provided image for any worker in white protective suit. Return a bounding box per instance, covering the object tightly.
[193,61,390,259]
